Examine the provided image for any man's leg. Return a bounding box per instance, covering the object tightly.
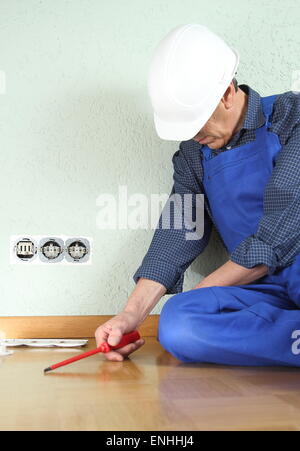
[158,285,300,366]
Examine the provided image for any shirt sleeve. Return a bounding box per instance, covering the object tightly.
[230,123,300,275]
[133,144,213,294]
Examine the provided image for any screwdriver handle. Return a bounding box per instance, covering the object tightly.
[99,330,141,353]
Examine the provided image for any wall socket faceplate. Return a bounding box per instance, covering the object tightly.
[10,235,92,265]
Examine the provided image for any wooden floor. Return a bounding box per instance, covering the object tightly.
[1,337,300,431]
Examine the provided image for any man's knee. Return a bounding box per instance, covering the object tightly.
[157,290,214,362]
[158,293,181,339]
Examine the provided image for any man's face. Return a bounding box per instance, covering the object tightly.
[192,101,233,150]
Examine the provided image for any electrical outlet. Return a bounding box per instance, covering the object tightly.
[65,237,90,263]
[11,237,38,263]
[39,237,64,263]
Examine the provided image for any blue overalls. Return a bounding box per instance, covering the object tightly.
[158,95,300,367]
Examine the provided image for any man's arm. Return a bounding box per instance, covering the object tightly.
[95,142,211,360]
[124,277,167,324]
[193,259,268,289]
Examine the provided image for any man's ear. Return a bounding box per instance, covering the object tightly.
[221,82,235,110]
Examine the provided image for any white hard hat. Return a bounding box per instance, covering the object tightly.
[148,24,239,141]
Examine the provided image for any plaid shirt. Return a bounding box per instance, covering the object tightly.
[133,84,300,294]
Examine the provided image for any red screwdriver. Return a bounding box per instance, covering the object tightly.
[44,330,141,373]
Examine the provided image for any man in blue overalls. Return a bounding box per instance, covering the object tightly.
[95,24,300,366]
[134,24,300,367]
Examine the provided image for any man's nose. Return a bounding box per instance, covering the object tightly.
[193,134,205,142]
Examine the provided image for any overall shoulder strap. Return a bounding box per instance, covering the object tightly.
[261,95,278,127]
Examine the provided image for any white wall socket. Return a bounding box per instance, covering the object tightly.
[10,235,92,265]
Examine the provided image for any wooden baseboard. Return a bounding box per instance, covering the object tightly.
[0,315,159,339]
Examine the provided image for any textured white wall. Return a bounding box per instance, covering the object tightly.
[0,0,299,315]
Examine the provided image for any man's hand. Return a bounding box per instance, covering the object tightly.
[95,311,145,362]
[192,259,269,289]
[95,278,166,362]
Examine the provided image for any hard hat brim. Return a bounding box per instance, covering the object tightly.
[153,112,209,141]
[153,74,233,141]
